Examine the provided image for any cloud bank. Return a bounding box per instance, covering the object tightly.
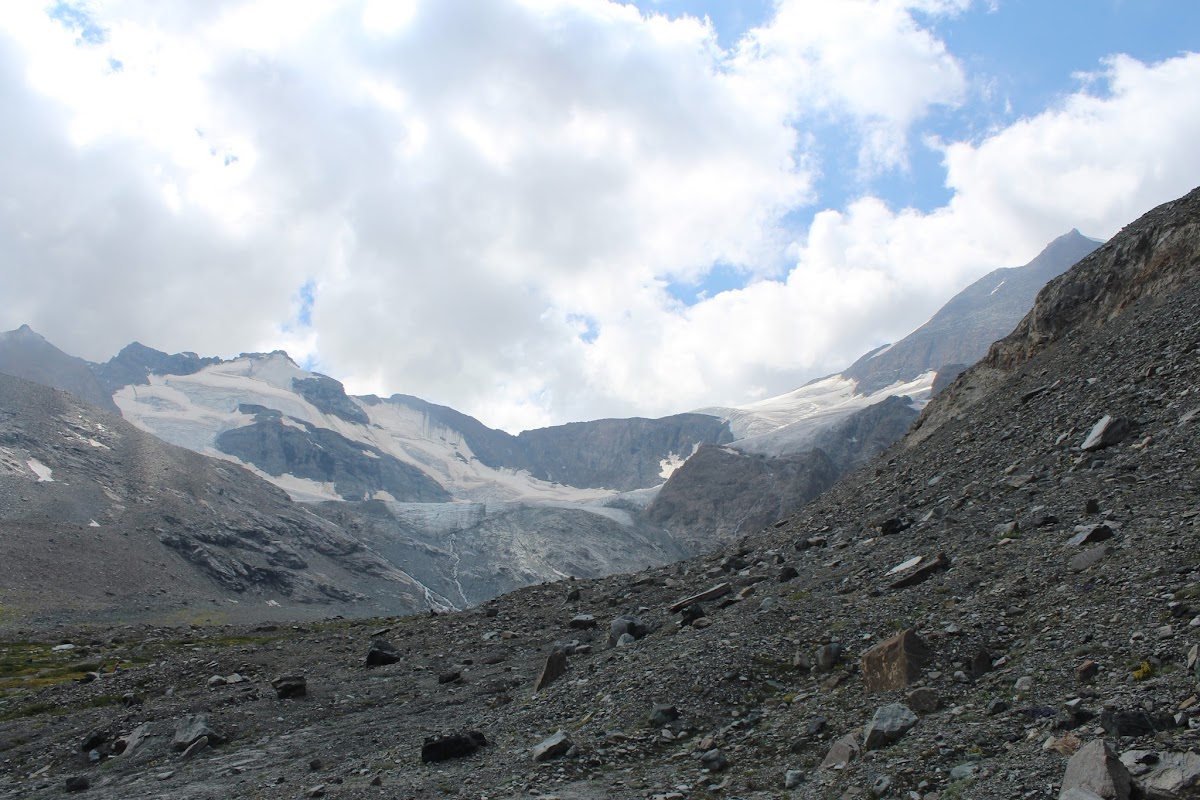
[1,1,1198,431]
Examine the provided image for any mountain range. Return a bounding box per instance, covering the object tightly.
[0,230,1099,620]
[0,186,1196,800]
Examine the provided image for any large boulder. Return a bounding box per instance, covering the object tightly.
[861,628,930,692]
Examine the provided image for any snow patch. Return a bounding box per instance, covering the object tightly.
[866,343,894,360]
[88,520,100,527]
[27,458,53,482]
[989,279,1006,296]
[700,371,936,442]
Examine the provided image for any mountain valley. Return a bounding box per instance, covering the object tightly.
[0,187,1196,799]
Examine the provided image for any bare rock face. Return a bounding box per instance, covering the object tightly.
[862,629,930,693]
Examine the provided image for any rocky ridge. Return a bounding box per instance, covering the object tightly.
[0,190,1197,799]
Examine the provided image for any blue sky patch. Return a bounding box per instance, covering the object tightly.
[48,1,108,45]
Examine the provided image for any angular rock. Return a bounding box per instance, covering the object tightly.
[532,730,573,762]
[421,731,487,763]
[819,734,861,770]
[649,704,680,727]
[815,643,842,672]
[1069,524,1115,546]
[778,565,799,583]
[906,687,939,714]
[863,703,918,750]
[700,748,729,772]
[1070,546,1115,573]
[669,583,731,613]
[1120,750,1200,799]
[889,552,951,590]
[1100,710,1172,738]
[64,776,89,793]
[172,716,223,751]
[365,639,401,667]
[1077,660,1100,683]
[608,615,649,646]
[1060,739,1132,800]
[180,735,209,760]
[1081,416,1132,451]
[534,648,568,692]
[272,675,307,699]
[862,628,930,693]
[568,614,597,630]
[680,604,706,627]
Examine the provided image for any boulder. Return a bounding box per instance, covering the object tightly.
[1081,416,1132,451]
[532,730,572,762]
[172,715,223,751]
[863,703,918,750]
[420,731,486,763]
[534,648,568,692]
[1060,739,1131,800]
[819,734,861,770]
[365,639,402,667]
[608,614,650,646]
[862,628,930,692]
[1120,750,1200,799]
[272,675,307,699]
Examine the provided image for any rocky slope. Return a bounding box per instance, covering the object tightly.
[0,190,1194,800]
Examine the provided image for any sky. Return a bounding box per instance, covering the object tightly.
[1,1,1199,433]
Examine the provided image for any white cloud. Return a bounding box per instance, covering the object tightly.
[0,1,1197,433]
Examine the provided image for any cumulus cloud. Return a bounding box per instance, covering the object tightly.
[1,1,1197,432]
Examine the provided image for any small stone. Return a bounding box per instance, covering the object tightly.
[987,698,1009,715]
[306,785,326,798]
[206,675,227,687]
[438,669,462,684]
[617,632,637,647]
[569,614,597,630]
[1070,546,1115,573]
[690,617,712,630]
[784,768,804,789]
[1085,498,1101,514]
[1015,675,1034,692]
